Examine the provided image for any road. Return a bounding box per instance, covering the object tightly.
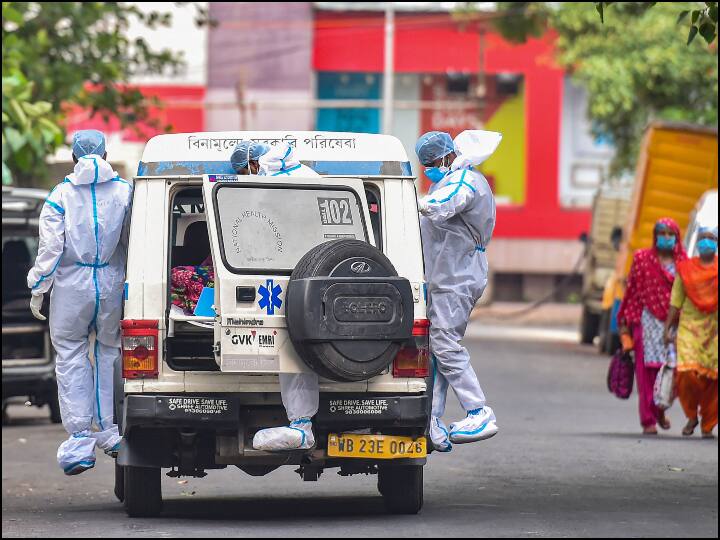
[2,322,718,538]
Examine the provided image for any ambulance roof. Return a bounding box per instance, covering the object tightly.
[138,131,413,177]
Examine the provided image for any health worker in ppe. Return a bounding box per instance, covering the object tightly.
[230,140,270,175]
[227,141,320,451]
[27,130,133,475]
[415,130,502,452]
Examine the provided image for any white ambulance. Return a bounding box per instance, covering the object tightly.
[117,132,430,516]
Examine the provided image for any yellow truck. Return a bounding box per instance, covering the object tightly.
[597,122,718,354]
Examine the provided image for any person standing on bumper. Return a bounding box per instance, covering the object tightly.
[617,218,687,435]
[664,226,718,438]
[415,130,501,452]
[27,130,133,475]
[229,142,319,451]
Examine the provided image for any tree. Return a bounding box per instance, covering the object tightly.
[489,2,718,175]
[2,68,63,186]
[2,2,209,186]
[595,2,718,45]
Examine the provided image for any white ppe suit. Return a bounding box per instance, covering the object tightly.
[259,142,319,179]
[27,155,132,472]
[252,143,319,450]
[419,131,501,446]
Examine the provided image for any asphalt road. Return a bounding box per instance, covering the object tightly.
[2,323,718,538]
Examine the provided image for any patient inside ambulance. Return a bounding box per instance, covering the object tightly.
[170,220,214,316]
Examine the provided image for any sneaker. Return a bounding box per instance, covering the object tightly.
[63,459,96,476]
[253,418,315,451]
[429,416,452,452]
[449,406,498,444]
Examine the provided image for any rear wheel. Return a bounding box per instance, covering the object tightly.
[377,465,424,514]
[579,306,600,345]
[124,466,162,517]
[606,330,621,356]
[598,310,610,354]
[48,386,62,424]
[114,463,125,503]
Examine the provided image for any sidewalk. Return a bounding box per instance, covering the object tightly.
[471,302,582,327]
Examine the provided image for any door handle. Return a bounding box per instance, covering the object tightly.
[236,286,256,303]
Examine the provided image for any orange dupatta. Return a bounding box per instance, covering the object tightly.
[677,256,719,313]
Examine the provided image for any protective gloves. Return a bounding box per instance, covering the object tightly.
[30,293,46,321]
[417,198,430,216]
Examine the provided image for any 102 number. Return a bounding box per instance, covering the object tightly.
[318,197,353,226]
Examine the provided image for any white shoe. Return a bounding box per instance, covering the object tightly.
[252,418,315,451]
[91,426,122,456]
[429,416,452,452]
[449,406,498,444]
[103,440,122,458]
[64,459,95,476]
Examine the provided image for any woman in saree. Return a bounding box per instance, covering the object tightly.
[664,226,718,439]
[617,218,687,435]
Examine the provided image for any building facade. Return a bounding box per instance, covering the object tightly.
[62,2,615,303]
[205,3,614,301]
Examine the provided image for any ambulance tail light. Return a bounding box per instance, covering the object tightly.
[121,320,159,379]
[393,319,430,378]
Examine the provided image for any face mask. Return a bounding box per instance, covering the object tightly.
[425,166,449,183]
[656,236,676,251]
[697,238,718,256]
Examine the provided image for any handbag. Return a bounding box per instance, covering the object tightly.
[607,349,634,399]
[653,343,677,410]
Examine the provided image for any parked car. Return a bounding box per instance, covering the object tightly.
[2,186,60,424]
[116,132,430,517]
[684,190,718,256]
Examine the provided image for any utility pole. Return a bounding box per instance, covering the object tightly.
[382,2,395,134]
[476,16,487,119]
[235,71,247,130]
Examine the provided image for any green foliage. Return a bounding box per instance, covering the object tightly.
[2,69,63,185]
[2,2,209,186]
[555,3,718,174]
[600,2,717,45]
[490,2,718,175]
[485,3,549,43]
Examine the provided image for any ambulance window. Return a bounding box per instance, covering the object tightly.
[170,188,208,267]
[213,184,368,274]
[364,184,382,250]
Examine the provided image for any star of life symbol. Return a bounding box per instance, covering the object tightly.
[258,279,282,315]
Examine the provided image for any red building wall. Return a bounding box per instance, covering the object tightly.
[64,85,206,142]
[313,12,591,240]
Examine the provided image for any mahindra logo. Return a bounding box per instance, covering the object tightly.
[350,261,372,274]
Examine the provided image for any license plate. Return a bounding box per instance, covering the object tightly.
[327,433,426,459]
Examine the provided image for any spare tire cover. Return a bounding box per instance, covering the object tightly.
[286,239,413,382]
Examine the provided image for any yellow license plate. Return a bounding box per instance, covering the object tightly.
[327,433,426,459]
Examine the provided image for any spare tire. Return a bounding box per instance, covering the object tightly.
[286,239,414,382]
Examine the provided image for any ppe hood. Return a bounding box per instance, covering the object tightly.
[259,143,300,175]
[67,155,117,185]
[451,130,502,170]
